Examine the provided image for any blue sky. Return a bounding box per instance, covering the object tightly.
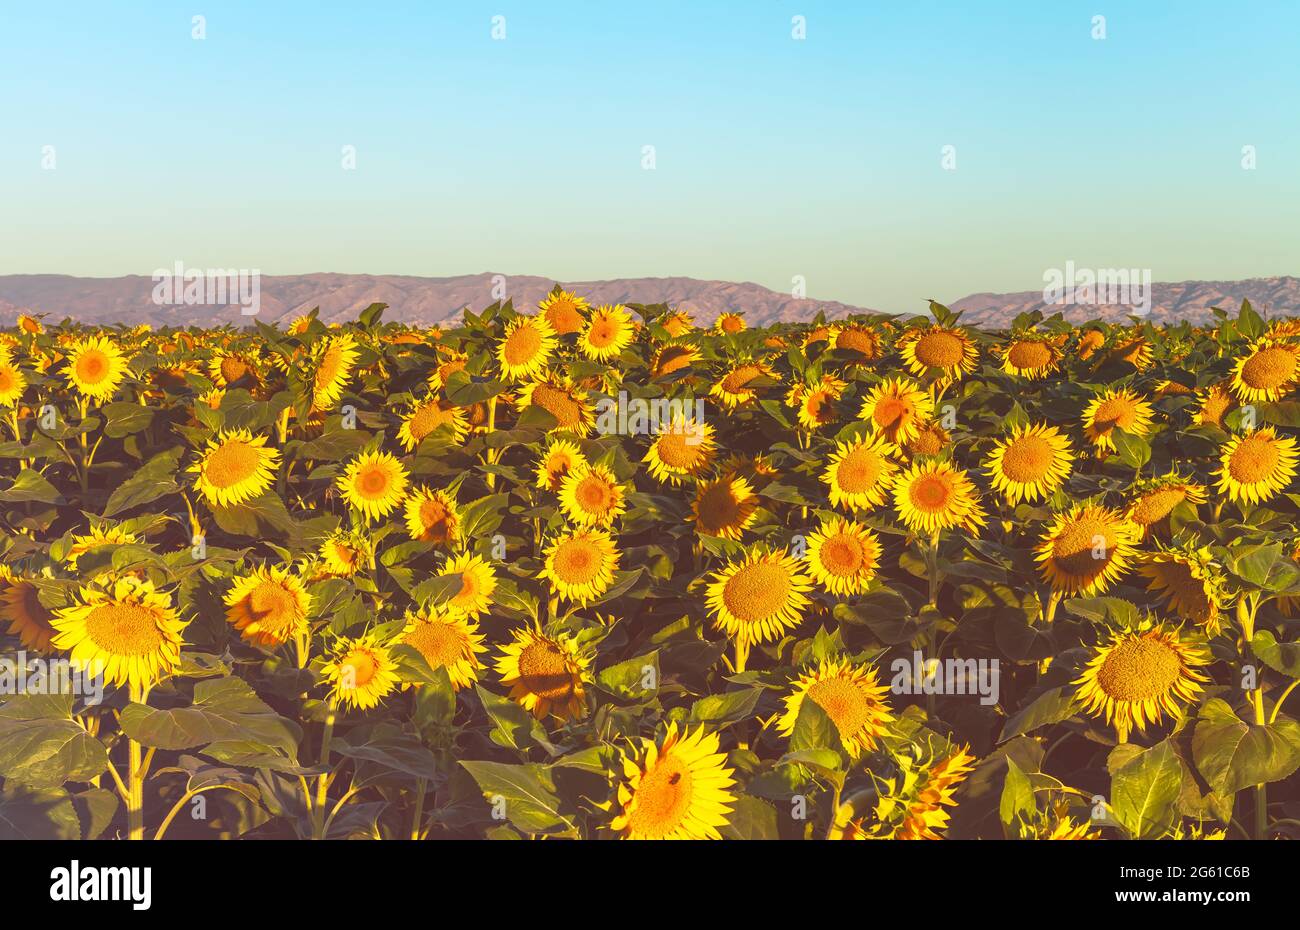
[1,1,1296,313]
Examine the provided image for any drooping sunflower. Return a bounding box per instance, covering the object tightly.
[539,528,621,605]
[538,289,590,335]
[398,608,485,691]
[705,549,812,657]
[777,659,893,758]
[535,439,588,491]
[804,518,882,595]
[0,354,27,406]
[893,461,987,536]
[610,723,737,840]
[890,746,977,840]
[1125,473,1207,540]
[858,377,934,447]
[710,360,777,410]
[50,576,187,692]
[494,627,591,721]
[224,565,312,647]
[559,462,626,527]
[403,486,460,546]
[984,422,1075,504]
[644,417,716,485]
[1081,387,1155,452]
[63,336,130,401]
[320,634,401,710]
[650,343,700,379]
[397,396,468,450]
[1074,623,1210,742]
[1106,336,1154,371]
[1214,427,1299,504]
[999,334,1063,379]
[579,304,636,362]
[438,553,497,620]
[1076,328,1106,360]
[0,567,57,653]
[1231,339,1300,402]
[317,530,373,577]
[337,450,409,521]
[497,315,557,380]
[1138,546,1228,635]
[822,434,899,512]
[516,374,596,435]
[898,325,979,381]
[311,334,359,410]
[190,429,281,508]
[689,475,759,540]
[1035,505,1139,595]
[1195,380,1237,428]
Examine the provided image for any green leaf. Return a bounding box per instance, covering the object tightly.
[999,757,1035,826]
[595,651,660,700]
[103,448,182,517]
[0,469,63,505]
[331,733,441,782]
[718,794,780,840]
[458,761,575,835]
[1111,429,1151,469]
[101,401,155,439]
[0,695,109,789]
[688,687,761,729]
[999,686,1079,741]
[119,677,301,755]
[0,785,81,839]
[1192,698,1300,797]
[1252,630,1300,677]
[475,685,556,755]
[1110,739,1184,839]
[1230,542,1283,588]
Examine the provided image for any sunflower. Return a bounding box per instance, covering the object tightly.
[1035,505,1139,595]
[403,486,460,546]
[834,324,884,360]
[1195,380,1237,428]
[689,475,759,540]
[438,553,497,620]
[777,659,893,757]
[1076,328,1106,360]
[1125,474,1207,540]
[804,518,881,595]
[398,609,485,691]
[788,375,845,430]
[516,375,596,435]
[1074,623,1210,742]
[715,312,747,335]
[494,627,591,721]
[1138,547,1228,635]
[63,336,130,401]
[898,325,979,381]
[1230,339,1300,402]
[16,313,43,335]
[0,355,27,406]
[822,434,899,512]
[207,350,260,389]
[661,310,695,338]
[224,565,312,647]
[538,289,590,335]
[497,315,557,380]
[705,549,812,655]
[535,439,588,491]
[317,530,373,577]
[644,417,716,485]
[710,360,777,410]
[338,452,407,523]
[63,524,140,570]
[559,463,626,527]
[50,576,186,692]
[903,420,950,458]
[1081,387,1155,452]
[540,528,621,605]
[984,422,1074,504]
[1000,334,1063,379]
[190,429,281,508]
[397,396,468,450]
[858,377,934,447]
[1214,427,1299,504]
[426,349,469,392]
[311,334,359,410]
[1106,336,1154,371]
[891,747,977,840]
[650,343,700,379]
[579,304,636,362]
[610,723,737,840]
[320,634,400,710]
[893,461,987,536]
[0,567,57,653]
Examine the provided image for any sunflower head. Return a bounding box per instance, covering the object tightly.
[0,356,27,406]
[63,336,130,401]
[516,375,595,435]
[190,429,281,508]
[540,528,621,605]
[538,289,590,335]
[0,567,58,653]
[1000,334,1063,379]
[438,553,497,620]
[1082,388,1155,452]
[705,549,812,648]
[559,462,626,527]
[715,312,747,335]
[610,723,737,839]
[535,439,588,491]
[579,304,636,361]
[224,565,312,647]
[1125,473,1207,539]
[644,417,716,485]
[898,325,978,381]
[858,377,934,447]
[777,658,893,758]
[337,450,409,522]
[985,422,1074,505]
[1138,546,1229,635]
[321,634,401,710]
[498,315,557,380]
[710,361,777,410]
[399,608,485,691]
[317,530,373,577]
[650,343,701,380]
[494,627,590,721]
[1231,338,1300,402]
[660,310,695,338]
[311,335,359,410]
[1215,427,1299,505]
[893,460,987,536]
[823,434,899,512]
[403,486,460,546]
[398,396,468,450]
[1035,504,1139,596]
[805,518,881,595]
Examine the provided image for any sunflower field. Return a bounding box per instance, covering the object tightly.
[0,293,1298,842]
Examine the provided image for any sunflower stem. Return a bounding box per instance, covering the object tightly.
[410,777,427,840]
[312,706,337,840]
[926,533,941,608]
[734,639,749,675]
[126,681,145,840]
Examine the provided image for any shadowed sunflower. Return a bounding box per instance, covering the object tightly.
[0,355,27,406]
[1138,546,1228,635]
[985,422,1074,504]
[317,530,373,577]
[311,335,359,410]
[1195,381,1237,428]
[535,439,588,491]
[397,396,468,450]
[538,289,590,335]
[823,435,899,512]
[190,429,281,508]
[0,567,57,653]
[705,549,812,669]
[540,528,620,604]
[610,723,736,840]
[661,310,694,338]
[1074,623,1210,742]
[207,350,260,389]
[650,343,700,379]
[321,634,400,710]
[858,377,934,447]
[898,325,978,381]
[51,576,186,692]
[1035,505,1139,595]
[426,349,469,392]
[715,312,746,334]
[1076,328,1106,360]
[805,518,882,595]
[710,360,777,409]
[399,608,485,691]
[873,745,977,840]
[1106,336,1154,371]
[497,315,557,380]
[516,375,596,435]
[1081,387,1155,452]
[438,553,497,620]
[1125,473,1207,540]
[1214,427,1299,504]
[777,659,893,758]
[893,461,987,536]
[788,375,845,430]
[579,304,636,361]
[64,524,139,571]
[337,450,409,521]
[559,462,626,527]
[224,565,312,647]
[403,486,460,546]
[903,420,950,458]
[63,336,129,401]
[1231,339,1300,402]
[494,627,590,721]
[644,417,716,485]
[689,475,759,540]
[834,324,884,360]
[1000,334,1063,379]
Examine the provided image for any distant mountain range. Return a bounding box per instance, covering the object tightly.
[0,273,1296,330]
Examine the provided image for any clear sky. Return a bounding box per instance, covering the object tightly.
[2,1,1296,314]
